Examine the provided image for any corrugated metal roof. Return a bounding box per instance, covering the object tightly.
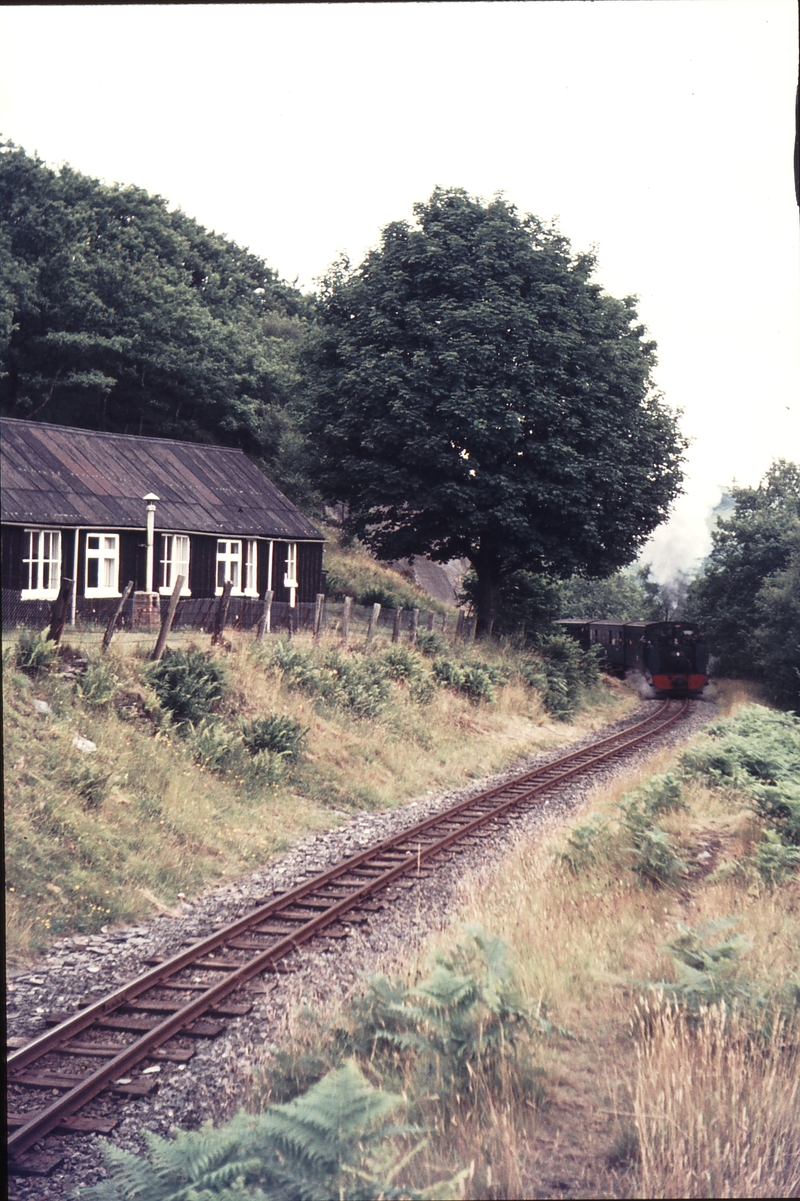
[0,418,322,540]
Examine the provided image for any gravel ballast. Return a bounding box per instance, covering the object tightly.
[7,697,716,1198]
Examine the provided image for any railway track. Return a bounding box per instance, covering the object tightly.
[8,698,689,1175]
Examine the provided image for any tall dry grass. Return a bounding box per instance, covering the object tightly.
[634,994,800,1199]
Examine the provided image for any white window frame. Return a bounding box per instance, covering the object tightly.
[283,541,298,608]
[215,538,258,596]
[243,538,258,596]
[85,532,120,598]
[159,534,191,596]
[22,529,62,599]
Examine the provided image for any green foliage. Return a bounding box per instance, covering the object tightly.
[15,630,58,672]
[91,1061,433,1201]
[262,928,546,1125]
[650,919,753,1011]
[680,706,800,845]
[323,542,444,612]
[67,759,113,810]
[686,460,800,694]
[519,635,600,720]
[414,629,449,658]
[241,714,308,760]
[0,141,314,505]
[629,773,688,818]
[461,568,562,639]
[755,831,800,885]
[187,718,286,785]
[558,817,609,874]
[146,647,229,728]
[620,800,686,887]
[304,186,686,633]
[431,656,497,703]
[256,639,393,719]
[559,568,655,622]
[378,645,425,682]
[754,537,800,711]
[74,656,120,706]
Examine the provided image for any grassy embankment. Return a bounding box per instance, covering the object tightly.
[4,571,628,965]
[88,685,800,1201]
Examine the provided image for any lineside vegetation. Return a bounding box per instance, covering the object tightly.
[90,692,800,1198]
[3,625,626,963]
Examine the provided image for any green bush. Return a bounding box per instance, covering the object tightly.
[432,656,463,690]
[15,630,58,672]
[146,647,228,727]
[90,1061,444,1201]
[649,919,753,1012]
[377,645,424,682]
[415,629,449,658]
[755,831,800,884]
[558,818,609,874]
[459,665,497,704]
[187,718,286,785]
[620,800,686,887]
[75,657,120,706]
[241,714,307,760]
[680,707,800,845]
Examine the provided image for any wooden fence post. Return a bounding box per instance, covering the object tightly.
[341,596,352,645]
[256,590,273,642]
[409,607,419,645]
[366,602,381,645]
[211,580,233,646]
[46,577,75,645]
[102,580,134,651]
[391,607,402,644]
[151,575,185,661]
[313,593,325,643]
[426,610,435,632]
[441,612,448,635]
[455,608,465,641]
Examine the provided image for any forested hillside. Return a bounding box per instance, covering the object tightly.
[0,141,314,504]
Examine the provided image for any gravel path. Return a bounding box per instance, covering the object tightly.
[7,697,715,1198]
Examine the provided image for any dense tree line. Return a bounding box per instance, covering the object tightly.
[0,141,313,503]
[686,460,800,710]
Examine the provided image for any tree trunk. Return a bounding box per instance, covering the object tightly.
[472,547,503,638]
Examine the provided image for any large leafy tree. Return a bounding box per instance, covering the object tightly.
[0,142,314,503]
[304,188,686,632]
[686,459,800,698]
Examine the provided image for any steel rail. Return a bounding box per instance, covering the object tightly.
[9,699,687,1163]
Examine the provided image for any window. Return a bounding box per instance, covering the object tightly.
[216,539,241,593]
[243,539,258,595]
[159,535,191,595]
[216,538,258,595]
[283,542,298,607]
[85,533,120,597]
[22,529,62,599]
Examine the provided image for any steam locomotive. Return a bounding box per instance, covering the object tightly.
[558,619,708,696]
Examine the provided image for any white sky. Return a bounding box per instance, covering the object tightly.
[1,1,798,580]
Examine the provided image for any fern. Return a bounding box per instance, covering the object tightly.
[91,1062,434,1201]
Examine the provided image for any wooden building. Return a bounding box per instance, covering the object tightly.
[1,418,323,624]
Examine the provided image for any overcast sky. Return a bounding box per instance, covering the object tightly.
[1,1,798,580]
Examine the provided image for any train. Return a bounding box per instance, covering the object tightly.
[558,619,709,696]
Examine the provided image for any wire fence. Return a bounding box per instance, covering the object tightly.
[1,588,469,653]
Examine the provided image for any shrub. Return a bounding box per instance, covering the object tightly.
[620,800,685,887]
[637,772,687,817]
[755,831,800,885]
[647,918,754,1012]
[241,714,307,760]
[432,656,464,690]
[377,645,424,682]
[558,817,609,874]
[680,707,800,845]
[90,1061,442,1201]
[15,630,58,672]
[188,717,286,785]
[75,657,120,706]
[459,665,497,704]
[146,647,228,727]
[415,629,449,658]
